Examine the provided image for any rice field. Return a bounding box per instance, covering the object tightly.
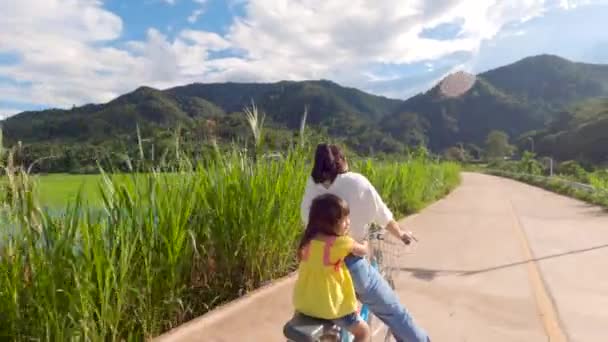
[2,174,133,210]
[0,147,460,340]
[33,174,103,207]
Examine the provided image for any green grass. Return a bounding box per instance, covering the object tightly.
[32,174,103,207]
[358,158,461,216]
[588,171,608,192]
[481,156,608,208]
[2,174,105,208]
[1,148,460,340]
[486,169,608,208]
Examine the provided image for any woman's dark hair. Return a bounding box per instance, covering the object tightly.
[330,144,347,173]
[311,143,348,184]
[298,194,350,258]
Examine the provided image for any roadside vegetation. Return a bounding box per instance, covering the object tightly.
[0,110,460,340]
[483,152,608,208]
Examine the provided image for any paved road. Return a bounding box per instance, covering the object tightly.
[156,173,608,341]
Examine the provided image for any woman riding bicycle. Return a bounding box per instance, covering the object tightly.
[300,143,430,342]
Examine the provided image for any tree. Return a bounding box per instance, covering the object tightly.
[485,130,514,160]
[464,143,482,160]
[380,111,429,147]
[518,151,543,175]
[443,146,468,162]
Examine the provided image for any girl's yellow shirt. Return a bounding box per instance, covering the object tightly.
[293,236,357,319]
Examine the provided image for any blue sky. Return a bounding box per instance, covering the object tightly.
[1,0,608,119]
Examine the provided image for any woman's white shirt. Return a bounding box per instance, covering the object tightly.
[300,172,394,242]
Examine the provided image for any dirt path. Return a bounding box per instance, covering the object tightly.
[156,173,608,341]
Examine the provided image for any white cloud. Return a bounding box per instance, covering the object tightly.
[0,0,233,108]
[558,0,595,9]
[188,9,205,23]
[180,30,231,49]
[189,0,208,23]
[0,109,22,120]
[163,0,177,5]
[0,0,605,111]
[471,2,608,73]
[220,0,560,93]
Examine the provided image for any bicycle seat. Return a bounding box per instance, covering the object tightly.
[283,312,338,341]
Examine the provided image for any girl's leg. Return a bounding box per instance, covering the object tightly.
[333,312,370,342]
[347,321,370,342]
[345,255,430,342]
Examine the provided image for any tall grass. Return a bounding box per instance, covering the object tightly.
[589,170,608,192]
[1,144,460,340]
[359,157,460,216]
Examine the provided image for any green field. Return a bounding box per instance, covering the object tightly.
[32,174,103,207]
[2,174,104,208]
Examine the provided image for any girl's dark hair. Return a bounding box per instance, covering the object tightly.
[311,143,348,184]
[298,194,350,258]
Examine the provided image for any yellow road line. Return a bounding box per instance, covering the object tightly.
[508,199,568,342]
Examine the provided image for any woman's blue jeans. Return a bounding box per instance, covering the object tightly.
[345,255,430,342]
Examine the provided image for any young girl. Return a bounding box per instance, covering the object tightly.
[293,193,371,342]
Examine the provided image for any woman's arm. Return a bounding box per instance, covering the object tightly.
[365,177,416,244]
[385,220,417,244]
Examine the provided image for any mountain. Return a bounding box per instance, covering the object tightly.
[480,55,608,111]
[385,55,608,152]
[2,86,227,144]
[3,54,608,172]
[167,80,402,127]
[523,97,608,164]
[385,78,542,151]
[0,80,407,173]
[1,80,401,146]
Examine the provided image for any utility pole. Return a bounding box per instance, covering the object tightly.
[528,137,535,153]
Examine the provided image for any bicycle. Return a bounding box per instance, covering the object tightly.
[283,225,408,342]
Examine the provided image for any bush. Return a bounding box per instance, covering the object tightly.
[486,169,608,209]
[487,159,519,173]
[589,170,608,191]
[517,151,543,175]
[557,160,588,182]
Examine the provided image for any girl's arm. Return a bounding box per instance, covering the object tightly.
[350,240,369,256]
